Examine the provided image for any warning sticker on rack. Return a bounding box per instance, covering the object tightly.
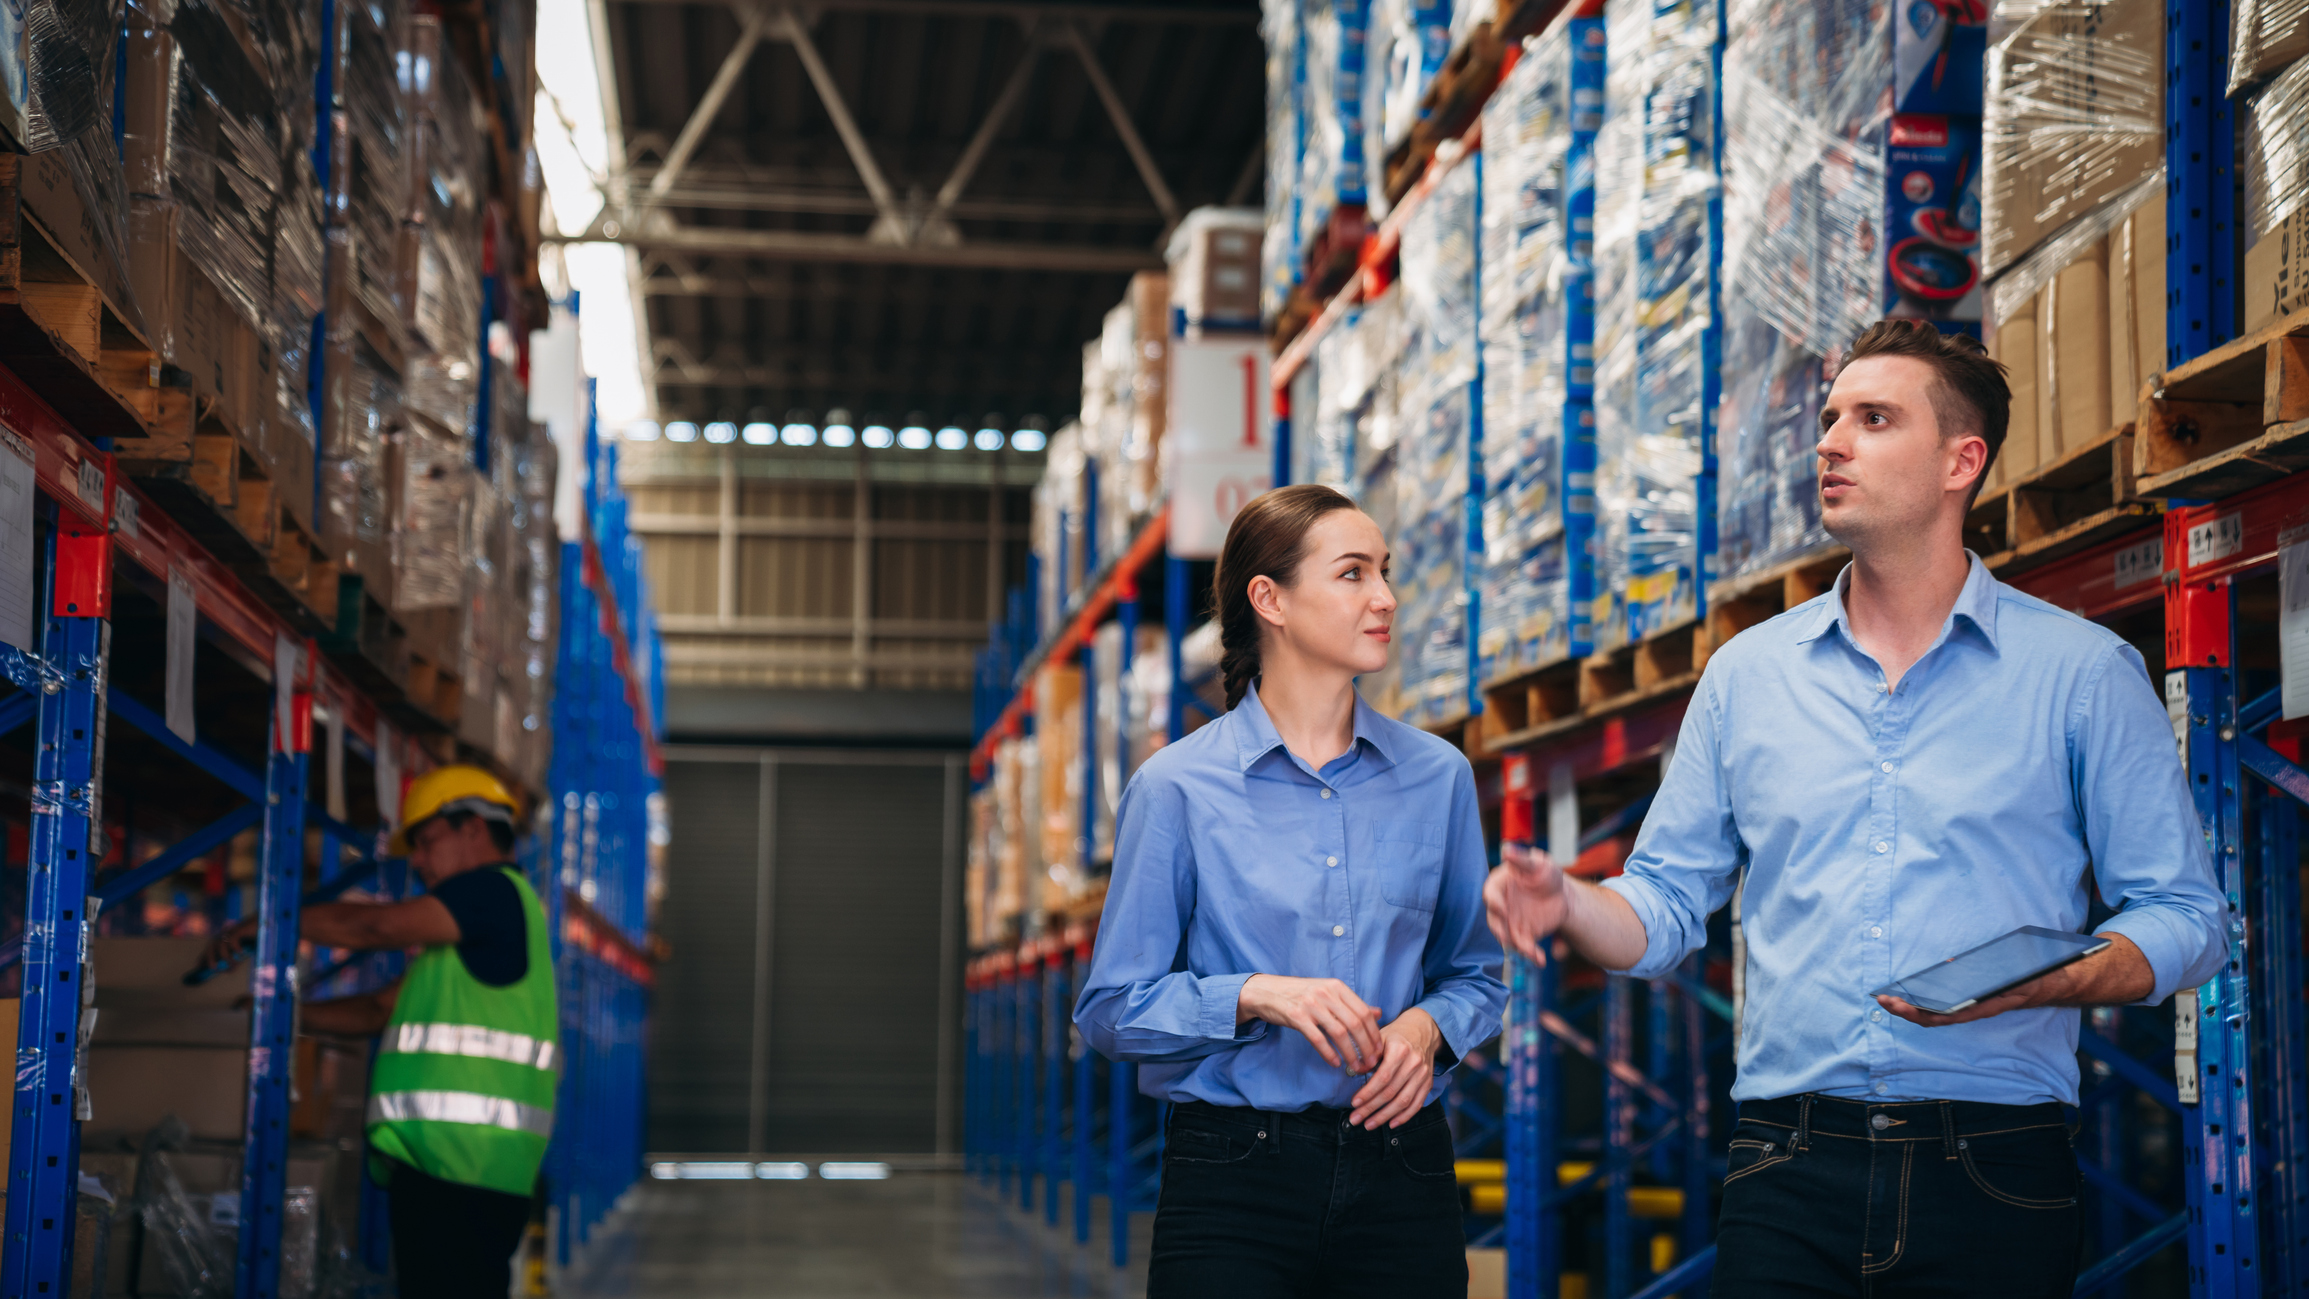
[2187,513,2245,568]
[2283,532,2309,720]
[73,457,103,514]
[2113,537,2163,588]
[0,430,35,652]
[166,570,196,743]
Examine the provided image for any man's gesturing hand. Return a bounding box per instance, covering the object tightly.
[1486,842,1568,965]
[1238,975,1383,1074]
[1348,1008,1444,1129]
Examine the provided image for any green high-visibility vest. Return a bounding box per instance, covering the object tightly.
[367,866,559,1196]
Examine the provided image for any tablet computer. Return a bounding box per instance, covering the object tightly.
[1871,927,2111,1015]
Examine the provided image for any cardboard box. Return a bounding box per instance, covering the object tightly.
[1883,115,1985,326]
[1981,0,2162,275]
[2047,245,2111,458]
[1994,299,2041,480]
[2245,208,2309,334]
[2106,197,2164,418]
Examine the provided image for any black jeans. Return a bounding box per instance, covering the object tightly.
[1711,1093,2081,1298]
[384,1159,533,1299]
[1147,1099,1466,1299]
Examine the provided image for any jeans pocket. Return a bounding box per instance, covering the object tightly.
[1165,1120,1261,1166]
[1722,1136,1791,1185]
[1958,1127,2077,1208]
[1390,1119,1459,1181]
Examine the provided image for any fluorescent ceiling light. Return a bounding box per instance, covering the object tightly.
[704,421,737,444]
[625,421,661,441]
[742,422,775,445]
[818,1162,892,1181]
[974,428,1004,450]
[754,1162,811,1180]
[862,425,895,449]
[898,426,932,450]
[780,423,818,446]
[935,426,967,450]
[1011,429,1047,452]
[665,422,699,443]
[822,423,856,447]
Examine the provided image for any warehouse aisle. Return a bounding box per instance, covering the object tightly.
[559,1175,1151,1298]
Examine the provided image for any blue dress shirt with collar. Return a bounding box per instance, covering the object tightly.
[1603,554,2228,1107]
[1073,682,1508,1112]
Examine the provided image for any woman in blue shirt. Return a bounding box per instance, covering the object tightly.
[1074,483,1507,1298]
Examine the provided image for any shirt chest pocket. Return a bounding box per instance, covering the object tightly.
[1373,819,1446,913]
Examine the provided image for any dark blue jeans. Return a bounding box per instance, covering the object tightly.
[1711,1093,2082,1298]
[1147,1099,1467,1299]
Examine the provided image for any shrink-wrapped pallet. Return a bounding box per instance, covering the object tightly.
[1168,208,1265,335]
[403,16,488,439]
[1478,14,1600,683]
[1298,0,1370,256]
[1264,0,1308,321]
[2243,57,2309,333]
[1036,663,1086,912]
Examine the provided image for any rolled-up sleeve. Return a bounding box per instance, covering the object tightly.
[1414,763,1509,1062]
[1600,673,1747,978]
[1073,773,1271,1062]
[2074,647,2229,1005]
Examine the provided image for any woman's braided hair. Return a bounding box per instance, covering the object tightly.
[1213,484,1360,710]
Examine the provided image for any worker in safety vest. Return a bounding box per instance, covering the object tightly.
[203,765,558,1299]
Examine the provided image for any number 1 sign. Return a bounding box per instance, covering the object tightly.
[1165,338,1274,558]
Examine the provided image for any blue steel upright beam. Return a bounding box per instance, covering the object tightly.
[2251,788,2306,1290]
[0,516,109,1299]
[238,673,313,1299]
[2164,0,2236,367]
[1604,974,1635,1299]
[2178,638,2257,1292]
[1045,942,1067,1227]
[1506,954,1558,1299]
[1073,933,1098,1243]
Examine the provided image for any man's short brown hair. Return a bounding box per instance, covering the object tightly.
[1844,319,2012,505]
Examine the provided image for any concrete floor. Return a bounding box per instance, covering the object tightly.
[557,1174,1152,1298]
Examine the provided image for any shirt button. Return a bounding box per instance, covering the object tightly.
[1874,1082,1890,1095]
[1874,841,1889,854]
[1321,789,1333,799]
[1871,1010,1884,1022]
[1332,925,1346,937]
[1880,761,1894,773]
[1870,926,1883,938]
[1326,856,1339,867]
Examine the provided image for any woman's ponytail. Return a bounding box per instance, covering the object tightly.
[1211,484,1359,710]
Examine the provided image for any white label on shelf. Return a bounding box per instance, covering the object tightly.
[2283,532,2309,720]
[2113,537,2163,588]
[2187,513,2244,567]
[1165,338,1273,559]
[112,487,137,539]
[274,632,301,753]
[2165,671,2189,755]
[166,570,196,743]
[74,457,103,513]
[0,431,35,653]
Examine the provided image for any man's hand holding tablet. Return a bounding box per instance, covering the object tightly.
[1875,927,2157,1027]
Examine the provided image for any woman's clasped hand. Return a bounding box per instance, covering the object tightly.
[1236,974,1444,1130]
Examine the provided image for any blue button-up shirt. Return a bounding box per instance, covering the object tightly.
[1073,683,1508,1111]
[1605,555,2228,1106]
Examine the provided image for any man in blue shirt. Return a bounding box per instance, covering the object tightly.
[1485,320,2227,1296]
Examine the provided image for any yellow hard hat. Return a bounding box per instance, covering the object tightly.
[391,765,520,855]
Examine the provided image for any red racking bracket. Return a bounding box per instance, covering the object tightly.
[2166,507,2233,669]
[52,519,110,618]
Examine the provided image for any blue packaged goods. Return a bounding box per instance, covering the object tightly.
[1893,0,1987,113]
[1881,114,1984,327]
[1477,14,1602,684]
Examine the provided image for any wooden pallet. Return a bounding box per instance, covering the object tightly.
[1382,21,1510,204]
[129,423,337,626]
[2136,305,2309,500]
[0,153,194,456]
[1480,615,1713,753]
[1967,424,2161,574]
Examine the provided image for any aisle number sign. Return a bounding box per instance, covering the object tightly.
[1166,338,1274,559]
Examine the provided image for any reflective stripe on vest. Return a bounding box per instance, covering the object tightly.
[382,1021,558,1071]
[368,1089,555,1138]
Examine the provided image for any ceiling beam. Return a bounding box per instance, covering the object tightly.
[619,181,1160,224]
[926,34,1042,234]
[775,6,906,229]
[633,10,769,223]
[559,223,1163,270]
[605,0,1256,22]
[1062,23,1180,227]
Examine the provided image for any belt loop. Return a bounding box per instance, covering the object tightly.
[1264,1110,1283,1155]
[1939,1100,1958,1160]
[1795,1094,1814,1152]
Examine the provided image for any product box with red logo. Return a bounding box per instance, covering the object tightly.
[1882,113,1985,328]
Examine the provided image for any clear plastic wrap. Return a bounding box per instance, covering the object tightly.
[2230,0,2309,95]
[130,1117,325,1299]
[1715,306,1833,579]
[125,0,292,335]
[2243,54,2309,331]
[393,409,473,609]
[1264,0,1307,320]
[2245,55,2309,252]
[320,305,397,559]
[403,15,485,436]
[1296,0,1368,259]
[1980,0,2160,278]
[1092,620,1122,861]
[329,0,409,328]
[1478,16,1600,682]
[1365,0,1453,211]
[22,0,139,337]
[1036,662,1086,908]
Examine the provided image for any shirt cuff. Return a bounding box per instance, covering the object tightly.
[2095,909,2207,1007]
[1597,875,1681,978]
[1413,996,1478,1070]
[1198,973,1269,1042]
